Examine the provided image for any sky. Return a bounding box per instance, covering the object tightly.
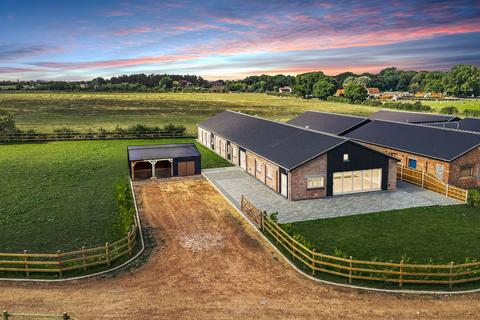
[1,0,479,80]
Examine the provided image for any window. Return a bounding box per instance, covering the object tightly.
[460,165,473,177]
[256,160,262,173]
[266,165,273,179]
[343,154,349,162]
[408,158,417,169]
[435,164,445,179]
[307,176,325,189]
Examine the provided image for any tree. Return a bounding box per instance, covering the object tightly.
[0,110,16,133]
[344,83,368,103]
[442,64,480,97]
[294,72,335,97]
[159,76,174,89]
[312,79,336,99]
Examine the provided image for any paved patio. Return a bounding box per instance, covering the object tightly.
[203,167,461,223]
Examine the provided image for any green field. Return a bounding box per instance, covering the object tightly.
[403,99,480,114]
[288,205,480,264]
[0,139,231,253]
[0,92,380,133]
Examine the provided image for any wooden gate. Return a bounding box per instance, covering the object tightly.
[240,195,263,229]
[178,161,195,176]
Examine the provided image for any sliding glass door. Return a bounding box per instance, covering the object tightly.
[333,169,382,195]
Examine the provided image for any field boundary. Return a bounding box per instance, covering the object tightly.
[397,164,468,202]
[0,131,196,144]
[0,179,145,282]
[202,172,480,294]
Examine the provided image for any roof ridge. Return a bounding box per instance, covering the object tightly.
[302,110,368,120]
[225,110,348,140]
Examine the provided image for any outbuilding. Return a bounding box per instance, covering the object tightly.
[128,144,201,180]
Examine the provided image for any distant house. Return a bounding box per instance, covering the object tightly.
[367,88,380,98]
[380,92,411,101]
[278,86,292,94]
[414,92,425,98]
[426,92,443,99]
[79,84,89,89]
[209,85,226,93]
[335,88,344,97]
[198,111,397,200]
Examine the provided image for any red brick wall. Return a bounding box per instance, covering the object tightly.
[387,159,397,190]
[450,146,480,188]
[289,154,327,200]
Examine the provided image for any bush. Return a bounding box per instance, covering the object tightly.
[383,101,432,112]
[464,109,480,117]
[0,110,17,134]
[162,123,186,134]
[53,127,81,135]
[467,188,480,208]
[344,83,368,103]
[362,99,382,106]
[115,181,136,234]
[440,106,459,115]
[326,96,349,103]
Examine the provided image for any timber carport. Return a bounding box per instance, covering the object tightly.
[128,143,201,180]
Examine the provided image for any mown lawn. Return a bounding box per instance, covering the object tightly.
[288,205,480,264]
[0,138,230,253]
[0,92,378,132]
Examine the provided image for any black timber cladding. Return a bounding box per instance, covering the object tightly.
[286,111,370,135]
[345,120,480,161]
[325,141,391,196]
[370,109,460,123]
[198,111,347,170]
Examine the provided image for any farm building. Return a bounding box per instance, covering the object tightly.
[370,109,460,124]
[286,111,370,135]
[427,117,480,133]
[345,120,480,188]
[198,111,397,200]
[128,144,201,180]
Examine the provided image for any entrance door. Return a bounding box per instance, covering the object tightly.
[178,161,195,176]
[240,151,246,170]
[281,173,288,197]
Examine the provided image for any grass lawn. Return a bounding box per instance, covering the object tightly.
[0,92,379,133]
[288,205,480,264]
[0,138,231,253]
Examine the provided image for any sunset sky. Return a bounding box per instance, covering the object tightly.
[1,0,479,80]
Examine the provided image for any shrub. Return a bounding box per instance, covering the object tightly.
[162,123,186,134]
[383,101,432,112]
[53,127,81,135]
[464,109,480,117]
[467,188,480,208]
[115,181,136,234]
[0,110,17,134]
[344,83,368,103]
[326,96,349,103]
[440,106,459,115]
[362,99,382,106]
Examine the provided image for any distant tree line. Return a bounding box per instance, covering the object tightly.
[1,64,479,100]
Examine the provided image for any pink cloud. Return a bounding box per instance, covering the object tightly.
[217,17,253,26]
[113,27,152,36]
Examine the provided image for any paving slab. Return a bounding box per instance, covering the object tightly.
[203,167,461,223]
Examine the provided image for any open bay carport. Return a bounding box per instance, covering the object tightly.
[128,143,201,180]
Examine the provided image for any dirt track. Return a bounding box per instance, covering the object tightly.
[1,178,479,319]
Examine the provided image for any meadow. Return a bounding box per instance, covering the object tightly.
[0,139,230,253]
[0,92,379,132]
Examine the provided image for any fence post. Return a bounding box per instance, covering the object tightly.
[449,261,454,289]
[57,250,63,278]
[349,256,353,284]
[445,184,449,198]
[23,250,30,278]
[2,310,8,320]
[63,312,70,320]
[421,170,425,188]
[127,231,133,256]
[465,189,469,203]
[82,246,87,271]
[105,242,110,266]
[399,260,404,288]
[312,249,316,275]
[260,211,265,231]
[400,165,404,181]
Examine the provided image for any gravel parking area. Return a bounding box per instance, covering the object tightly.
[203,167,461,223]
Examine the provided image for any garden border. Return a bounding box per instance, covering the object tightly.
[0,179,145,282]
[202,172,480,295]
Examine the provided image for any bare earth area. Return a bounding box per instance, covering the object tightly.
[0,178,479,319]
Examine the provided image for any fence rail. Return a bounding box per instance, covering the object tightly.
[397,164,468,202]
[0,131,194,143]
[2,310,75,320]
[0,226,137,278]
[240,195,480,289]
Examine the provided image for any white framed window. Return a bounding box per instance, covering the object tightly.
[343,154,349,162]
[307,176,325,189]
[256,160,262,173]
[266,165,273,179]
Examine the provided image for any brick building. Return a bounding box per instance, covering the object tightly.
[198,111,397,200]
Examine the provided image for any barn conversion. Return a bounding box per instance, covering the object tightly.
[198,111,397,200]
[345,120,480,188]
[286,111,370,135]
[128,144,201,180]
[370,109,460,124]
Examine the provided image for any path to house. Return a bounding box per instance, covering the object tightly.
[203,167,460,223]
[0,178,477,319]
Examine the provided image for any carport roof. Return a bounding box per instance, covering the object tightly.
[345,120,480,161]
[198,110,348,170]
[128,143,200,161]
[286,111,370,135]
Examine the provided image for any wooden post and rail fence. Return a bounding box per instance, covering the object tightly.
[240,195,480,289]
[0,226,138,278]
[397,164,469,203]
